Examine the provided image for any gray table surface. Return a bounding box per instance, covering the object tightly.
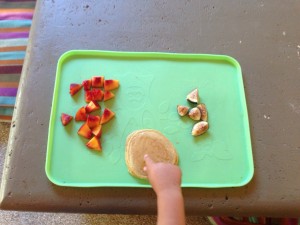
[1,0,300,216]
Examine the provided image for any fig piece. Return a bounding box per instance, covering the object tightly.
[192,121,209,136]
[86,136,102,151]
[61,113,73,126]
[177,105,189,116]
[186,88,199,104]
[188,107,201,121]
[197,103,208,121]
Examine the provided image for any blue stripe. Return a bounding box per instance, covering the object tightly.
[0,107,14,116]
[0,51,25,60]
[0,96,16,105]
[0,38,28,47]
[0,20,32,28]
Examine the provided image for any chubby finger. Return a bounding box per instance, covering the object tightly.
[143,166,147,172]
[144,154,154,167]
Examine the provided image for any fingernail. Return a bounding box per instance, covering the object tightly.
[143,166,147,171]
[144,154,148,159]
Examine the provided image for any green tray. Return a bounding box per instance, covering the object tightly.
[46,50,254,188]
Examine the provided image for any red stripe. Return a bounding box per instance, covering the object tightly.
[0,65,23,74]
[0,115,12,121]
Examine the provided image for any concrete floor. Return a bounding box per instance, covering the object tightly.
[0,122,210,225]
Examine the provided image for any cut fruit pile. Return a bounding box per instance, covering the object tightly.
[177,88,209,136]
[60,76,119,152]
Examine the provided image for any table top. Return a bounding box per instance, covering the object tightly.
[1,0,300,216]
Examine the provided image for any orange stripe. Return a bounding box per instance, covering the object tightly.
[0,27,30,33]
[0,82,19,88]
[0,115,13,121]
[0,9,34,13]
[0,46,27,52]
[0,59,24,65]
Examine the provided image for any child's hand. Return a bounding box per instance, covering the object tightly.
[143,154,182,197]
[144,154,185,225]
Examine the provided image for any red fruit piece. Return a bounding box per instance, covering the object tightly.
[100,108,115,125]
[85,100,100,113]
[85,89,103,102]
[92,89,104,101]
[75,107,87,121]
[103,91,115,101]
[86,136,102,151]
[82,79,92,91]
[85,90,93,102]
[61,113,73,126]
[92,125,102,138]
[77,123,92,139]
[104,79,119,91]
[87,115,101,129]
[69,83,83,96]
[91,76,104,88]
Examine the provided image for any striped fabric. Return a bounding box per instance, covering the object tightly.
[0,0,36,122]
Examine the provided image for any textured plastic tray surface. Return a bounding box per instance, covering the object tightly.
[46,50,253,188]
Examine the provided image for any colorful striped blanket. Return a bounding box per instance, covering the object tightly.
[0,0,36,122]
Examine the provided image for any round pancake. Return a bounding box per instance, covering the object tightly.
[125,129,178,179]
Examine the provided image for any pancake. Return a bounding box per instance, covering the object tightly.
[125,129,178,179]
